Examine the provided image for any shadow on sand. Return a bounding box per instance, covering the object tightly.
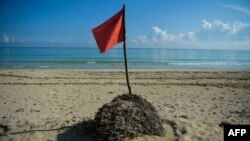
[0,120,97,141]
[57,119,97,141]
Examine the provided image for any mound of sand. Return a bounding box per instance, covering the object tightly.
[94,94,166,141]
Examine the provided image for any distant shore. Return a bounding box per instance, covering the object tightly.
[0,69,249,141]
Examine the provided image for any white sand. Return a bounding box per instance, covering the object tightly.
[0,70,249,141]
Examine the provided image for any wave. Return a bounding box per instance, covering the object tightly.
[38,66,49,68]
[1,60,250,70]
[13,66,24,68]
[168,62,250,66]
[87,61,96,64]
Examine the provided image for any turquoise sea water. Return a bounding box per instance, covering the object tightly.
[0,47,250,70]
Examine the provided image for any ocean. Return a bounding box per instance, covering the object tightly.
[0,47,250,70]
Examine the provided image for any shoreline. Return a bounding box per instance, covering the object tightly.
[1,68,250,72]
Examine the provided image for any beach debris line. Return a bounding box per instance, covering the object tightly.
[94,94,166,140]
[92,5,131,94]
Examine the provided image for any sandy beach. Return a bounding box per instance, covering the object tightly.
[0,70,249,141]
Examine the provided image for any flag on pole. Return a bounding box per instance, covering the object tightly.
[92,5,131,94]
[92,8,124,53]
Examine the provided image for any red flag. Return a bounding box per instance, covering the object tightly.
[92,8,124,53]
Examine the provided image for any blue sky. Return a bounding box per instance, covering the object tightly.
[0,0,250,49]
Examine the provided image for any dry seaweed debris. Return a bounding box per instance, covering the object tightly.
[94,94,166,141]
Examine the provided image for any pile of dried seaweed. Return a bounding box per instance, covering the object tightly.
[94,94,165,141]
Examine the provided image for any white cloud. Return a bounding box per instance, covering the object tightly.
[179,32,196,42]
[152,26,176,42]
[202,20,212,30]
[213,20,231,30]
[1,34,10,43]
[133,26,196,44]
[201,20,249,34]
[133,27,196,45]
[230,21,249,34]
[218,4,250,16]
[132,19,249,49]
[132,35,149,44]
[1,34,16,44]
[138,35,149,43]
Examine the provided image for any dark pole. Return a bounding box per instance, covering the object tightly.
[122,5,132,95]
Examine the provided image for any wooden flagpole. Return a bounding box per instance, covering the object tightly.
[122,5,132,95]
